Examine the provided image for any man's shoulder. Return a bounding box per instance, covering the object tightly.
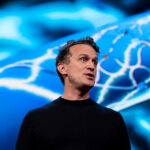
[93,102,121,117]
[93,103,124,126]
[27,97,61,117]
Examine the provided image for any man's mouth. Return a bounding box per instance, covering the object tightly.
[85,73,94,79]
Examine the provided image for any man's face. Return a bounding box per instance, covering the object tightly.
[64,44,98,89]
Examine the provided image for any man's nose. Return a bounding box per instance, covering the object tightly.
[87,61,95,71]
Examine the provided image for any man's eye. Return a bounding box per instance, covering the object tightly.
[81,57,87,62]
[94,60,98,65]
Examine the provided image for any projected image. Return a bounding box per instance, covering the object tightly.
[0,1,150,150]
[0,0,125,63]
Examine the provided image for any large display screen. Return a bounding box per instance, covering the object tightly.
[0,2,150,149]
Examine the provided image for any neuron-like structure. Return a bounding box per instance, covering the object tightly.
[0,12,150,109]
[0,11,150,150]
[0,46,61,100]
[92,13,150,111]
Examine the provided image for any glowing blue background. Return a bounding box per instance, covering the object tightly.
[0,1,150,150]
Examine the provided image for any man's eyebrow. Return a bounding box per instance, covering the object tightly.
[94,56,98,60]
[92,56,98,61]
[78,54,88,56]
[79,54,97,57]
[78,54,98,60]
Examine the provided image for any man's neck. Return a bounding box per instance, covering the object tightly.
[62,85,90,101]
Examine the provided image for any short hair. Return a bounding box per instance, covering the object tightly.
[56,36,100,84]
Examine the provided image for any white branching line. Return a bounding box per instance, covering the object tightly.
[97,39,148,104]
[0,78,60,100]
[92,25,118,42]
[0,47,60,100]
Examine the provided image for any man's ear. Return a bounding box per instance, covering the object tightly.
[57,62,67,75]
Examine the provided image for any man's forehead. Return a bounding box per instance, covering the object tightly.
[69,44,97,55]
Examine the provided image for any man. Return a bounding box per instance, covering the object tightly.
[16,37,131,150]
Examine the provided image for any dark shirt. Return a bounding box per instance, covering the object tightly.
[16,97,131,150]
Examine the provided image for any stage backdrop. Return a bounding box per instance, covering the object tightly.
[0,11,150,150]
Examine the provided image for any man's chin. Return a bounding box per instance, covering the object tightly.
[83,81,95,89]
[77,80,95,90]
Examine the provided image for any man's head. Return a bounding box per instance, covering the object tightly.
[56,36,99,89]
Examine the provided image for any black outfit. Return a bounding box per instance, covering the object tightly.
[16,97,131,150]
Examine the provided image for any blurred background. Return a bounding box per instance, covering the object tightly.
[0,0,150,150]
